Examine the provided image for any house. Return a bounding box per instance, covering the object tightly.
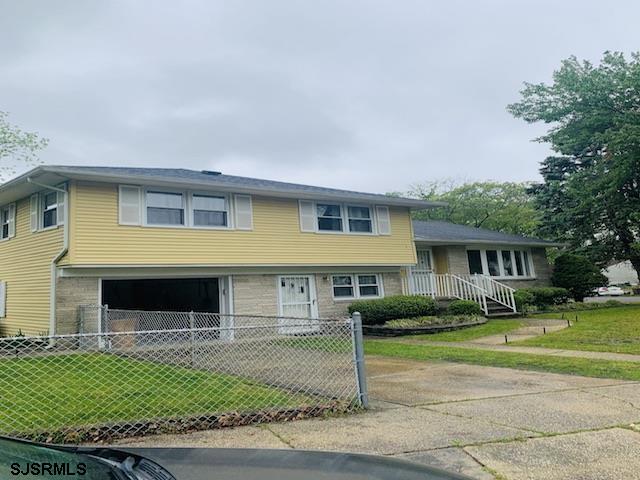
[0,166,563,336]
[0,165,440,336]
[405,220,563,314]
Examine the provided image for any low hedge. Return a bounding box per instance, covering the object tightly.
[347,295,439,325]
[447,300,483,316]
[517,287,569,308]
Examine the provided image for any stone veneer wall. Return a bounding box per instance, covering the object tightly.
[232,272,403,319]
[55,276,99,335]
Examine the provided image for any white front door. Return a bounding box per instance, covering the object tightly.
[416,249,433,271]
[278,275,319,334]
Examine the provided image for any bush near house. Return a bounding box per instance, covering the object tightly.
[348,295,438,325]
[447,300,483,316]
[516,287,569,308]
[551,253,608,301]
[513,289,535,312]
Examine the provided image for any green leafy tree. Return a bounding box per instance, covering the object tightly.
[551,253,607,301]
[408,180,540,236]
[0,111,48,181]
[508,51,640,277]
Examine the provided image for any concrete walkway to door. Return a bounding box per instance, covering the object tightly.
[116,355,640,480]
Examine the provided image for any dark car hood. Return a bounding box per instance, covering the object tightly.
[120,447,473,480]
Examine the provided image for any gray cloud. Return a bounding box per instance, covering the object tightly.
[1,0,639,193]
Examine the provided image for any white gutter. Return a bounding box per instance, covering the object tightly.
[27,177,69,336]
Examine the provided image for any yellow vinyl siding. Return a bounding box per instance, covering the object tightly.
[70,181,417,266]
[0,196,64,336]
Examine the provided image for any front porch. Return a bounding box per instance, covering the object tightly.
[405,268,518,317]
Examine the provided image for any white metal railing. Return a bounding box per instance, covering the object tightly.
[407,269,517,314]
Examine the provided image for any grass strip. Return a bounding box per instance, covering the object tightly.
[365,340,640,381]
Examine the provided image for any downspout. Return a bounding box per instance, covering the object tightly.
[26,178,69,336]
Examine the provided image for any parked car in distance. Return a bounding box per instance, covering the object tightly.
[596,286,626,296]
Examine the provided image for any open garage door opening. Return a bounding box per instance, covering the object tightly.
[102,277,220,313]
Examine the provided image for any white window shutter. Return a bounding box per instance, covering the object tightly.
[375,206,391,235]
[7,204,16,238]
[30,194,39,232]
[233,194,253,230]
[299,200,316,232]
[0,281,6,318]
[57,189,66,225]
[118,185,142,225]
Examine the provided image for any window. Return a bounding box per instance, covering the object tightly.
[332,275,354,298]
[514,250,524,276]
[347,206,372,233]
[317,204,343,231]
[146,191,184,225]
[486,250,500,276]
[501,250,514,276]
[1,206,13,240]
[192,194,228,227]
[332,274,382,299]
[522,251,531,276]
[357,274,379,297]
[467,250,483,274]
[42,192,58,228]
[466,248,535,278]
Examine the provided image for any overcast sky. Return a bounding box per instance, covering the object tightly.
[2,1,639,194]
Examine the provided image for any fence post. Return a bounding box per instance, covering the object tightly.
[351,312,369,409]
[189,311,196,367]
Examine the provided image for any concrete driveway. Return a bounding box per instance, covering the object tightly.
[117,356,640,480]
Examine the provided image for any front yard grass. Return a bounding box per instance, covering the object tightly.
[0,353,310,434]
[518,305,640,355]
[365,340,640,381]
[409,319,523,342]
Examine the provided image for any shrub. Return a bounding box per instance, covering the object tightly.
[347,295,438,325]
[519,287,569,307]
[513,289,535,311]
[446,300,483,316]
[384,315,482,328]
[551,253,608,301]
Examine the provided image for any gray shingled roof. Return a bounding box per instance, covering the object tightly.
[413,219,563,247]
[0,165,441,209]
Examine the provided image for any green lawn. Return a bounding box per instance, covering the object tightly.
[409,319,523,342]
[0,353,310,435]
[365,340,640,381]
[518,306,640,355]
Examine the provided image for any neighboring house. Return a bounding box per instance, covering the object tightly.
[405,220,562,315]
[602,261,638,286]
[0,165,439,336]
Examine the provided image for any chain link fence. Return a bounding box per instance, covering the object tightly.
[0,306,365,443]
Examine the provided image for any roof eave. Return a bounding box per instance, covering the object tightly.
[31,167,441,208]
[414,237,565,248]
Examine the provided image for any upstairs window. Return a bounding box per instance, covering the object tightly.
[347,206,372,233]
[42,192,58,229]
[192,194,228,227]
[317,204,343,232]
[1,205,15,240]
[146,191,184,226]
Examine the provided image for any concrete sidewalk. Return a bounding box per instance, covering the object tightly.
[115,356,640,480]
[400,338,640,363]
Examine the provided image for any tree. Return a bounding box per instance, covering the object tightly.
[508,52,640,277]
[408,180,540,236]
[551,253,607,301]
[0,111,48,181]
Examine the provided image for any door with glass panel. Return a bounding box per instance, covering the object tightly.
[278,276,319,334]
[413,249,435,296]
